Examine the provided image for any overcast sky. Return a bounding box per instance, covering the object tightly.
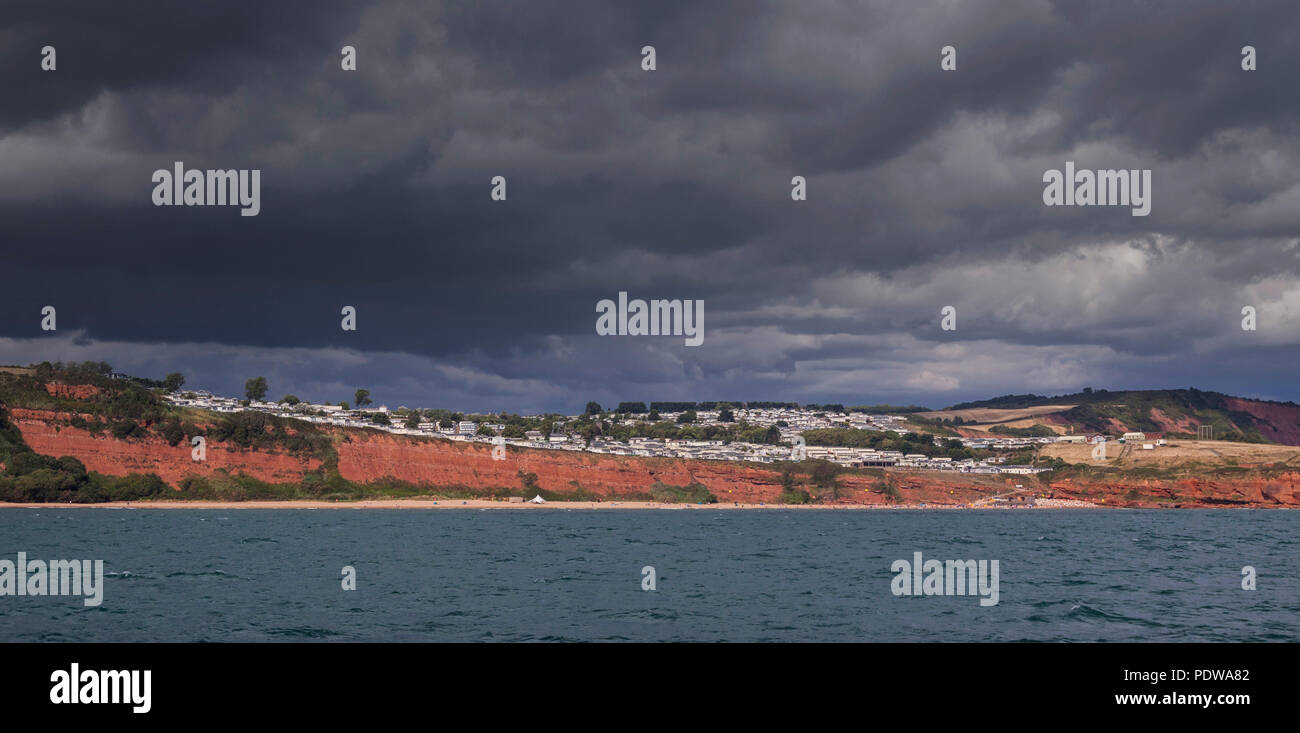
[1,0,1297,413]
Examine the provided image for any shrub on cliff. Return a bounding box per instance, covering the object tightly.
[103,387,164,422]
[12,468,83,499]
[203,411,331,461]
[806,460,843,501]
[176,473,303,502]
[0,407,28,464]
[777,467,811,504]
[778,486,812,504]
[879,480,902,503]
[110,419,147,440]
[4,450,60,476]
[154,417,187,446]
[565,480,599,501]
[1,367,163,423]
[517,470,541,493]
[99,473,169,502]
[649,481,717,504]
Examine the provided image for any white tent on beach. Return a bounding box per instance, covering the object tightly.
[529,495,546,504]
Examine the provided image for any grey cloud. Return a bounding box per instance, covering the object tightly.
[0,1,1296,411]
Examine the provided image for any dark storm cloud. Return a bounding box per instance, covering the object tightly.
[0,1,367,129]
[0,0,1296,410]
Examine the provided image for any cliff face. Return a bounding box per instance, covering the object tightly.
[1225,398,1300,445]
[43,383,101,400]
[331,428,998,505]
[1044,473,1300,508]
[11,409,322,486]
[9,409,1299,507]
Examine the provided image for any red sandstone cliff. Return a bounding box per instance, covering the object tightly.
[11,408,321,486]
[332,428,998,505]
[9,409,1299,507]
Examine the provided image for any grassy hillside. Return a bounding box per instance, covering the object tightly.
[947,388,1299,444]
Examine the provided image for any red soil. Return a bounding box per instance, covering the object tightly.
[1148,408,1198,435]
[44,383,100,400]
[10,409,321,486]
[8,410,1299,507]
[331,428,991,505]
[1044,472,1300,508]
[1225,398,1300,445]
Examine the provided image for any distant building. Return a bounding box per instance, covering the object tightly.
[1000,466,1041,475]
[457,421,477,435]
[1121,431,1146,442]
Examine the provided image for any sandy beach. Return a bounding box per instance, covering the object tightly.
[0,498,1100,510]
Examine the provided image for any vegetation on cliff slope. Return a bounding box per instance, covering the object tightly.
[948,388,1288,442]
[0,404,172,502]
[649,480,718,504]
[801,427,975,459]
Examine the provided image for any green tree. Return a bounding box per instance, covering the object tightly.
[155,417,185,446]
[281,395,301,405]
[244,376,268,402]
[584,401,603,415]
[778,467,811,504]
[354,389,372,408]
[718,407,735,422]
[676,410,697,424]
[404,412,421,429]
[809,460,842,501]
[162,372,186,392]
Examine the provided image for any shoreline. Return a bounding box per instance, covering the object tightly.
[1,498,1104,510]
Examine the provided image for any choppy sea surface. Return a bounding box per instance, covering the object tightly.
[1,508,1295,642]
